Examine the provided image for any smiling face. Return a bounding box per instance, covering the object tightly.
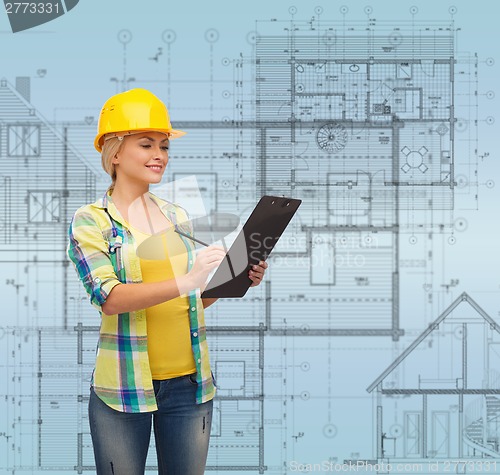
[112,131,170,186]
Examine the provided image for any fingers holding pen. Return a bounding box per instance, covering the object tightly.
[187,247,269,291]
[200,245,226,265]
[187,245,227,288]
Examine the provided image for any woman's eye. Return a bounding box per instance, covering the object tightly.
[140,144,169,151]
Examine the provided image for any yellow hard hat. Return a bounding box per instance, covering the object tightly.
[94,88,186,152]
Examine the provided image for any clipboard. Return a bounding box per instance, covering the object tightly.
[201,195,302,298]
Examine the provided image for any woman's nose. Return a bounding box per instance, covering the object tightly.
[152,145,167,156]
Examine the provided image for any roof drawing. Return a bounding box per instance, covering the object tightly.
[0,77,101,176]
[367,292,500,393]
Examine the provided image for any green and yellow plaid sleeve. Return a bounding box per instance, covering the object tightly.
[67,207,121,314]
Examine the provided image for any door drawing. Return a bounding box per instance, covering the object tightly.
[431,411,450,458]
[405,412,422,457]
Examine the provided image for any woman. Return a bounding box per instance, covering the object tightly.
[66,88,268,475]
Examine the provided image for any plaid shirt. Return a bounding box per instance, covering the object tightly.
[66,189,216,412]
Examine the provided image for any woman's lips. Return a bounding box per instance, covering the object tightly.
[146,165,163,173]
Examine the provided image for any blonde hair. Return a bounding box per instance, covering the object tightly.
[101,136,124,194]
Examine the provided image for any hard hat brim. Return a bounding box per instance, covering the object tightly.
[94,127,187,153]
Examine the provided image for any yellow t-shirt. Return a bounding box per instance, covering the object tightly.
[127,222,196,379]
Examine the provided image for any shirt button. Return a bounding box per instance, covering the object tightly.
[189,260,193,265]
[191,306,196,312]
[193,332,198,337]
[94,277,101,284]
[197,358,201,363]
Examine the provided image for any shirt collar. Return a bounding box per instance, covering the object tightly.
[90,189,178,227]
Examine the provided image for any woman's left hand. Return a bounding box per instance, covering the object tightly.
[248,260,268,287]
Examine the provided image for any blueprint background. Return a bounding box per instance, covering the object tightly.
[0,0,499,473]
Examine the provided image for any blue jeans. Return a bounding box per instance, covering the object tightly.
[88,373,213,475]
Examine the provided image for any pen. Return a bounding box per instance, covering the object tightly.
[174,229,210,247]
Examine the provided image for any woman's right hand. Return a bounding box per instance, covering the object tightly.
[187,245,226,289]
